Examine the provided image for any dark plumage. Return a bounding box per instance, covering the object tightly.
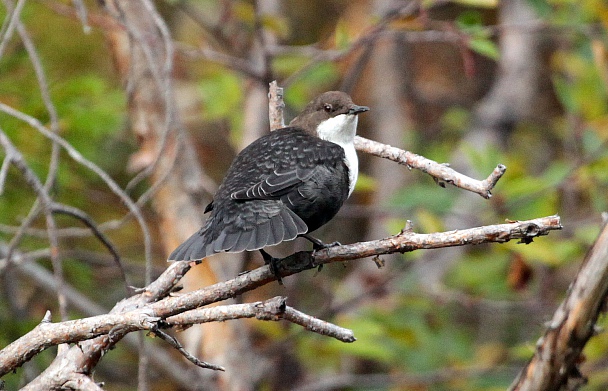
[169,91,368,261]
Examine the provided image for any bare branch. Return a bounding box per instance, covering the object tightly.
[268,80,285,131]
[0,310,159,372]
[166,296,355,343]
[0,0,25,59]
[50,203,131,296]
[281,305,356,343]
[149,327,225,371]
[0,215,562,379]
[6,251,209,389]
[509,220,608,390]
[354,136,506,199]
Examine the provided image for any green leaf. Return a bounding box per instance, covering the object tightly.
[456,10,484,32]
[469,37,500,60]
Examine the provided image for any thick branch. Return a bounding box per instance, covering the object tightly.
[0,215,561,379]
[312,215,559,263]
[0,310,158,374]
[509,218,608,390]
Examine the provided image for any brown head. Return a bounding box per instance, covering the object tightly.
[289,91,369,139]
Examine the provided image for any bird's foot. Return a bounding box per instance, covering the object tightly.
[300,233,341,251]
[259,249,283,285]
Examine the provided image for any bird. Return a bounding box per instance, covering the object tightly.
[168,91,369,266]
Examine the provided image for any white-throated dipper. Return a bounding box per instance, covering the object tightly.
[168,91,369,265]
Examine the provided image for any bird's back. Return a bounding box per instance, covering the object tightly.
[169,127,350,261]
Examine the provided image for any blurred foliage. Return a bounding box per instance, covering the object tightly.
[2,0,608,390]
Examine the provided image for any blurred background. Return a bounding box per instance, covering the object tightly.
[1,0,608,390]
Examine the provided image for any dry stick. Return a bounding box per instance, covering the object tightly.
[166,296,355,343]
[508,218,608,390]
[268,81,285,131]
[9,254,209,389]
[354,136,505,199]
[0,0,25,59]
[0,215,562,378]
[148,327,225,371]
[50,204,131,296]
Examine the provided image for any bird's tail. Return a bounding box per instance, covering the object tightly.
[167,207,308,262]
[167,230,210,261]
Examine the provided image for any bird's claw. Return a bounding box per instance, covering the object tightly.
[300,233,341,251]
[259,249,283,285]
[313,240,341,251]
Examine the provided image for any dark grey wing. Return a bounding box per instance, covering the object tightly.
[168,128,347,261]
[230,166,316,201]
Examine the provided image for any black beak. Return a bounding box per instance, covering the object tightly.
[348,105,370,115]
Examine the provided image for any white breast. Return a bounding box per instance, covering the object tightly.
[316,114,359,197]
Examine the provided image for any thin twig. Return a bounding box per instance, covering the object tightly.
[123,0,178,205]
[0,153,10,194]
[0,3,65,320]
[51,203,131,296]
[0,0,26,59]
[71,0,91,33]
[354,136,506,198]
[282,306,356,343]
[268,80,285,130]
[149,327,225,371]
[166,296,355,342]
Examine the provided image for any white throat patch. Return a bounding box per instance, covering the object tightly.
[316,114,359,197]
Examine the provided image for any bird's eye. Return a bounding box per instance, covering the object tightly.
[323,104,332,112]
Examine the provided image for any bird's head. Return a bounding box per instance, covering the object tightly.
[289,91,369,145]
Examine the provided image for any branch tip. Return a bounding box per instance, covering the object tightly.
[401,220,414,233]
[41,310,52,324]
